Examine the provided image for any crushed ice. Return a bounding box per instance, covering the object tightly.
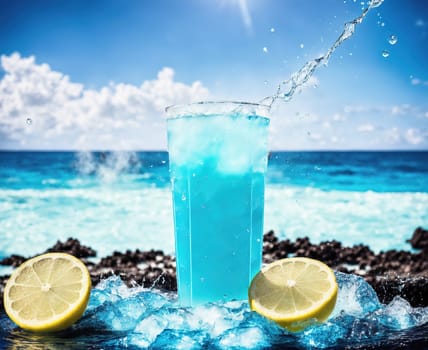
[65,272,428,349]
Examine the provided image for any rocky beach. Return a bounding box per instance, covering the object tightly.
[1,227,427,311]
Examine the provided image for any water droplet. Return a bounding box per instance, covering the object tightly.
[263,80,268,85]
[270,27,275,33]
[299,43,304,49]
[26,118,32,125]
[388,35,398,45]
[382,50,389,58]
[262,47,268,53]
[369,0,384,9]
[307,131,311,136]
[380,22,385,27]
[181,194,187,201]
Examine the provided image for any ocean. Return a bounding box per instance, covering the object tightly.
[1,151,427,264]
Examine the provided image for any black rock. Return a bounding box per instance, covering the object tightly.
[45,237,97,258]
[0,254,26,267]
[407,227,428,252]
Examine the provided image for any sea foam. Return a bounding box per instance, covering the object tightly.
[1,184,426,261]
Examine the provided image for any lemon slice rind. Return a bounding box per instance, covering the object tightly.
[248,257,338,331]
[3,252,91,332]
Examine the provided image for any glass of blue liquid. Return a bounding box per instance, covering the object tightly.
[166,101,270,306]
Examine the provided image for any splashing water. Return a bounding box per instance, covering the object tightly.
[261,0,385,108]
[389,34,398,45]
[75,151,140,183]
[2,273,426,349]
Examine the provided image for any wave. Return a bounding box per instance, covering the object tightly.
[264,185,428,253]
[75,151,141,183]
[1,185,427,260]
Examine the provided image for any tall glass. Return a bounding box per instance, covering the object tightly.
[166,101,270,306]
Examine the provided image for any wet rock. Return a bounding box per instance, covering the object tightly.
[46,237,97,258]
[92,249,176,291]
[0,254,26,268]
[1,229,428,312]
[407,227,428,252]
[370,276,428,307]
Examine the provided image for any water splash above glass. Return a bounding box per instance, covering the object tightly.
[260,0,385,108]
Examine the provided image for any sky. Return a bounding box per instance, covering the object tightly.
[0,0,427,150]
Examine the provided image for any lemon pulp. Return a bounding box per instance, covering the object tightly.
[248,257,338,332]
[4,252,91,332]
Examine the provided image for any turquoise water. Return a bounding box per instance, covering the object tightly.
[167,109,270,305]
[0,150,427,262]
[0,151,427,348]
[172,166,265,305]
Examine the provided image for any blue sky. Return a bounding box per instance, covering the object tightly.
[0,0,427,150]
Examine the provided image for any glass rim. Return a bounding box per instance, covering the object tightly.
[165,100,271,119]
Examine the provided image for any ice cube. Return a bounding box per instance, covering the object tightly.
[374,296,426,330]
[188,303,239,337]
[299,317,349,349]
[215,326,268,349]
[132,313,169,346]
[332,271,381,317]
[152,329,206,349]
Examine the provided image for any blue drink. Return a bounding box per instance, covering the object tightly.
[167,102,270,306]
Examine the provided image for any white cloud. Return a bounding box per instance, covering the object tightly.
[343,104,386,115]
[384,127,401,145]
[332,113,346,121]
[307,132,322,141]
[404,128,426,145]
[343,103,427,120]
[0,53,209,149]
[322,121,331,128]
[357,123,375,133]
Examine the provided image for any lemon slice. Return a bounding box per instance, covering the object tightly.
[3,253,91,332]
[248,257,338,332]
